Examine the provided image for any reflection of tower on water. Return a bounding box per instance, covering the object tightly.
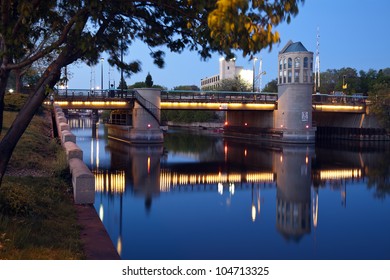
[312,188,319,230]
[274,146,314,240]
[251,184,261,222]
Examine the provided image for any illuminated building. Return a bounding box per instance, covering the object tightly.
[200,57,253,90]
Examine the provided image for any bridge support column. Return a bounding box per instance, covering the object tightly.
[130,88,163,143]
[107,88,164,144]
[274,41,316,143]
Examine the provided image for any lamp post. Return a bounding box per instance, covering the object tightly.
[120,39,124,97]
[252,57,258,92]
[100,57,104,95]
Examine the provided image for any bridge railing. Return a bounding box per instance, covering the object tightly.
[55,88,134,99]
[312,93,367,105]
[161,90,278,103]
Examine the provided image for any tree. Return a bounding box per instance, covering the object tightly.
[262,78,278,92]
[368,82,390,131]
[215,77,251,92]
[145,72,153,87]
[117,77,128,91]
[128,81,165,89]
[0,0,305,184]
[174,85,200,91]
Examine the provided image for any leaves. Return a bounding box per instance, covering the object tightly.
[207,0,304,57]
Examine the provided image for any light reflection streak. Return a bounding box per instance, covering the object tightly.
[160,170,275,192]
[319,169,362,180]
[95,170,126,194]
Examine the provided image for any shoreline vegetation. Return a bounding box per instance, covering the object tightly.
[0,93,85,259]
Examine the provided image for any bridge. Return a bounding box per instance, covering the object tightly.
[50,88,375,144]
[52,88,367,113]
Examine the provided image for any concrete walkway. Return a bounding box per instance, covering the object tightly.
[75,204,120,260]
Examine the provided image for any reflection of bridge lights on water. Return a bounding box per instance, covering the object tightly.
[319,169,362,180]
[95,170,125,194]
[160,169,275,192]
[117,236,122,257]
[246,173,275,183]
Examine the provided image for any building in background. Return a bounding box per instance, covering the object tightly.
[200,57,253,90]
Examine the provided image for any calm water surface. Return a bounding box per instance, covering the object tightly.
[69,118,390,260]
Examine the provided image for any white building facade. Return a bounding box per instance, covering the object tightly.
[200,57,253,90]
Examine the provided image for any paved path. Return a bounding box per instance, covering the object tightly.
[75,204,120,260]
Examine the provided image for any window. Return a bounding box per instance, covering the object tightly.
[279,59,282,70]
[303,70,308,82]
[294,57,300,68]
[288,58,292,69]
[283,70,286,83]
[283,58,286,69]
[294,70,299,83]
[304,57,308,68]
[288,70,292,83]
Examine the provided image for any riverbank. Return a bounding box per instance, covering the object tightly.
[0,94,91,259]
[0,108,85,259]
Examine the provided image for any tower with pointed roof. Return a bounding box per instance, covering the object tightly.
[275,40,316,143]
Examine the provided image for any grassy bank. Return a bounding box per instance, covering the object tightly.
[0,93,85,259]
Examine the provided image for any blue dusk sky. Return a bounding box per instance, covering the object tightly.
[67,0,390,90]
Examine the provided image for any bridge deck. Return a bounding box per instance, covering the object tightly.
[52,89,367,113]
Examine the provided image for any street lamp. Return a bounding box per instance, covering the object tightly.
[252,57,258,92]
[258,57,266,92]
[100,57,104,94]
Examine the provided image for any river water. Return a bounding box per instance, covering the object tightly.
[69,118,390,260]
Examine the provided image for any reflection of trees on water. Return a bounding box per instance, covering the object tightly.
[365,151,390,199]
[163,129,222,160]
[315,140,390,199]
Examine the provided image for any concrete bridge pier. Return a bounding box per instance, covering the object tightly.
[129,88,163,143]
[274,41,316,143]
[107,88,164,144]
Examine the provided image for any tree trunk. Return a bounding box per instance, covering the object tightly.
[0,63,61,185]
[0,70,11,136]
[14,68,23,93]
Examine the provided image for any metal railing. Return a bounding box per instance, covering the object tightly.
[161,90,278,103]
[312,93,367,105]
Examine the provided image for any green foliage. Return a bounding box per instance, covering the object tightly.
[117,77,128,90]
[368,82,390,130]
[128,81,146,89]
[262,78,278,92]
[0,108,83,259]
[207,0,304,57]
[164,131,216,154]
[318,67,390,95]
[145,72,154,87]
[174,85,200,91]
[214,77,251,92]
[128,81,165,89]
[3,93,28,111]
